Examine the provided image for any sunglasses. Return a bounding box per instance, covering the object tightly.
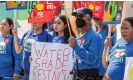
[76,14,84,18]
[93,18,101,22]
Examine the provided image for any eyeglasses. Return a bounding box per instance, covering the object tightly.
[93,18,101,22]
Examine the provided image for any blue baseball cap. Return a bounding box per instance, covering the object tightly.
[72,7,93,18]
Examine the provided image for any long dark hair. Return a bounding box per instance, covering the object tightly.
[55,15,75,44]
[42,23,48,31]
[4,18,14,34]
[124,17,133,28]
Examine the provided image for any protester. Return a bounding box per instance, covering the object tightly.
[0,18,22,80]
[52,15,75,44]
[69,7,103,80]
[94,18,117,47]
[102,17,133,80]
[12,22,52,80]
[93,17,117,80]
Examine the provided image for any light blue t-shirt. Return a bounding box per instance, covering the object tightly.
[53,36,66,43]
[97,25,117,76]
[106,38,133,80]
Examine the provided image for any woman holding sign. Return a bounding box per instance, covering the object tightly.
[0,18,22,80]
[102,17,133,80]
[12,22,53,80]
[93,17,117,80]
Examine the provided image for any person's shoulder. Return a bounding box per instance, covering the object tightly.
[48,31,56,37]
[91,30,101,38]
[117,38,124,43]
[21,30,33,39]
[90,32,102,43]
[85,28,100,39]
[114,38,126,47]
[24,30,33,35]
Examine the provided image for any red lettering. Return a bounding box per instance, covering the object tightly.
[34,58,41,68]
[52,71,57,80]
[50,49,56,58]
[38,69,43,80]
[47,70,52,80]
[43,70,46,80]
[55,49,62,69]
[43,50,48,58]
[57,71,64,80]
[42,59,47,69]
[33,43,46,57]
[47,59,53,70]
[32,68,38,80]
[62,48,70,71]
[31,44,72,80]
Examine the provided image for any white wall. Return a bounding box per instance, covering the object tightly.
[17,20,31,39]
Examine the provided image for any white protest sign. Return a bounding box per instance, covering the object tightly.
[29,42,73,80]
[124,57,133,80]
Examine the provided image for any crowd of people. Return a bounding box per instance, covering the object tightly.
[0,7,133,80]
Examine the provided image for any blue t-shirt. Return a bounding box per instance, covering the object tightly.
[97,25,117,47]
[97,25,117,76]
[52,36,69,44]
[48,22,54,31]
[20,30,52,71]
[106,38,133,80]
[49,31,56,38]
[0,34,22,77]
[72,27,103,70]
[53,36,64,43]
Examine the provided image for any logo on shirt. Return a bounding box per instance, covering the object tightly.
[110,50,126,63]
[115,51,126,57]
[0,42,6,54]
[4,39,9,43]
[23,39,35,53]
[81,38,86,44]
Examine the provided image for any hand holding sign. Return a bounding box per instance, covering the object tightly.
[69,37,77,48]
[12,25,18,37]
[29,56,33,62]
[13,74,19,80]
[104,37,111,50]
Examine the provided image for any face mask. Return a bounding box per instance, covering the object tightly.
[76,18,86,28]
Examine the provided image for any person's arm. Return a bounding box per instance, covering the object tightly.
[14,36,23,54]
[102,37,111,68]
[69,35,101,65]
[13,44,23,80]
[102,48,109,68]
[12,27,23,54]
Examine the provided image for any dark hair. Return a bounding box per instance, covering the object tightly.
[55,15,75,44]
[42,23,48,31]
[124,17,133,28]
[4,18,14,34]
